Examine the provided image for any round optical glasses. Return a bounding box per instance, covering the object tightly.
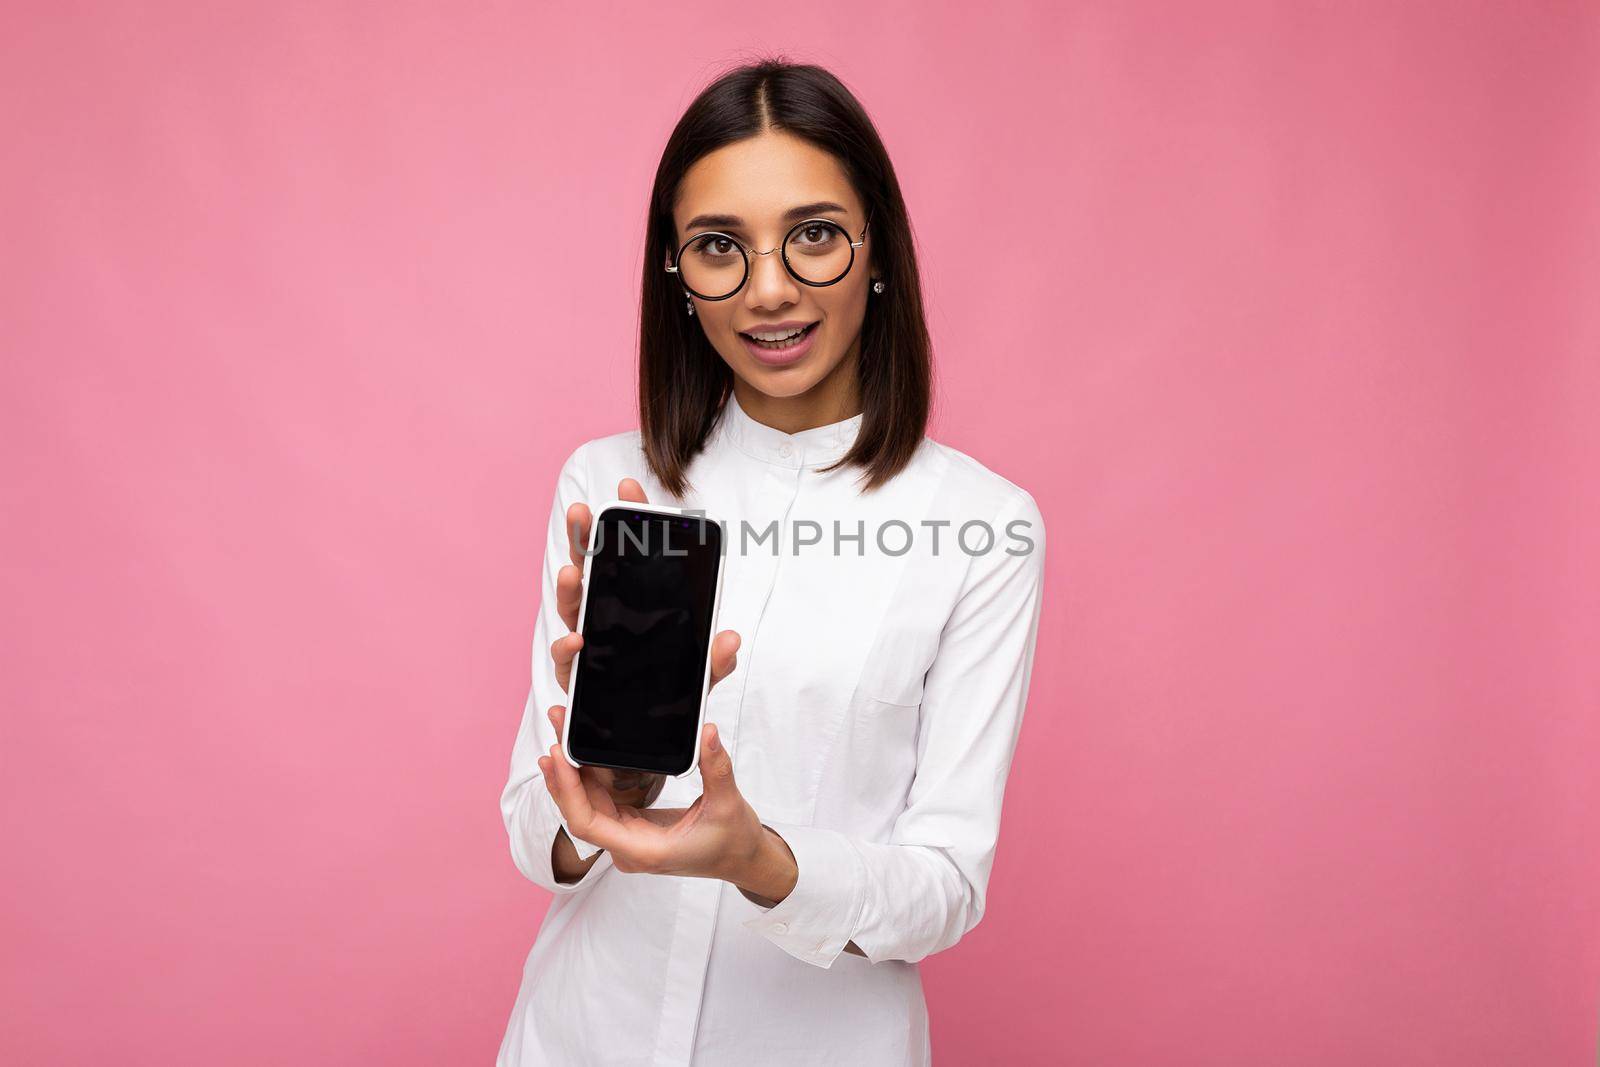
[667,212,872,301]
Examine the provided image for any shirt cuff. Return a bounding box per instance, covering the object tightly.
[561,813,605,860]
[533,788,609,892]
[739,820,867,969]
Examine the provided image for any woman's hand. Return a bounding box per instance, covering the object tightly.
[540,705,778,887]
[541,477,799,908]
[549,475,741,814]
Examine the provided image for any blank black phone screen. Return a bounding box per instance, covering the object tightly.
[567,509,722,775]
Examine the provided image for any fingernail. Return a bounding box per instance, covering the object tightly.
[707,726,720,751]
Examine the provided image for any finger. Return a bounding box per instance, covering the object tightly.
[556,563,583,633]
[541,755,617,828]
[566,502,592,570]
[551,631,583,692]
[618,478,649,504]
[547,703,566,745]
[578,765,623,821]
[548,709,626,818]
[542,738,586,818]
[545,736,627,852]
[708,629,741,688]
[697,723,740,806]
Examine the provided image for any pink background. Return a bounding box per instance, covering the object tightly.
[4,3,1597,1064]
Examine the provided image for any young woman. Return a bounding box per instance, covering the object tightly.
[497,59,1047,1066]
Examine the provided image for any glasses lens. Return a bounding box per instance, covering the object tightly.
[678,233,746,299]
[785,220,854,285]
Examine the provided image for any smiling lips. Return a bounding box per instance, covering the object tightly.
[740,321,819,366]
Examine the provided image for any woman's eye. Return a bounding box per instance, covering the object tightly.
[794,223,840,250]
[692,236,738,258]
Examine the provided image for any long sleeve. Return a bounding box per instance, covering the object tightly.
[741,489,1048,968]
[500,441,610,894]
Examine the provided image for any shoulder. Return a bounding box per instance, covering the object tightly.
[554,428,646,489]
[915,436,1044,535]
[909,438,1047,610]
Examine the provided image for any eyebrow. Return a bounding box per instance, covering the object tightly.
[683,201,850,233]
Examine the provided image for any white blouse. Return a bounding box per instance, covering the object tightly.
[497,392,1047,1066]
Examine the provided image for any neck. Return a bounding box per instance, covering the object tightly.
[732,341,862,435]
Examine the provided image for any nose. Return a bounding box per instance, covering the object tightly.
[744,244,799,308]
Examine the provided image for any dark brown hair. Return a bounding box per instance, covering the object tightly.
[638,57,932,497]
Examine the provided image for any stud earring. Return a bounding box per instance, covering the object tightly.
[872,279,885,294]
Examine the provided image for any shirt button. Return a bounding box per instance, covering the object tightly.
[772,921,789,934]
[777,444,792,458]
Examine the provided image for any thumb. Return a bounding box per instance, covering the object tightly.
[699,723,738,801]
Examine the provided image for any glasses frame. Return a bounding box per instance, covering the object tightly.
[666,211,873,301]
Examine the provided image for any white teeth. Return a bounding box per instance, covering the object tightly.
[745,324,810,342]
[746,325,813,352]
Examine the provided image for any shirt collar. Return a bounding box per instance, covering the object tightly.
[715,391,865,469]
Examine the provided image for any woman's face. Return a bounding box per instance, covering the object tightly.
[671,130,875,414]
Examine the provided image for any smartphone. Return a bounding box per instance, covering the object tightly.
[562,501,726,778]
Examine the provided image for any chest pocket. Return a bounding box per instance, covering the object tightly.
[854,611,941,709]
[834,608,942,830]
